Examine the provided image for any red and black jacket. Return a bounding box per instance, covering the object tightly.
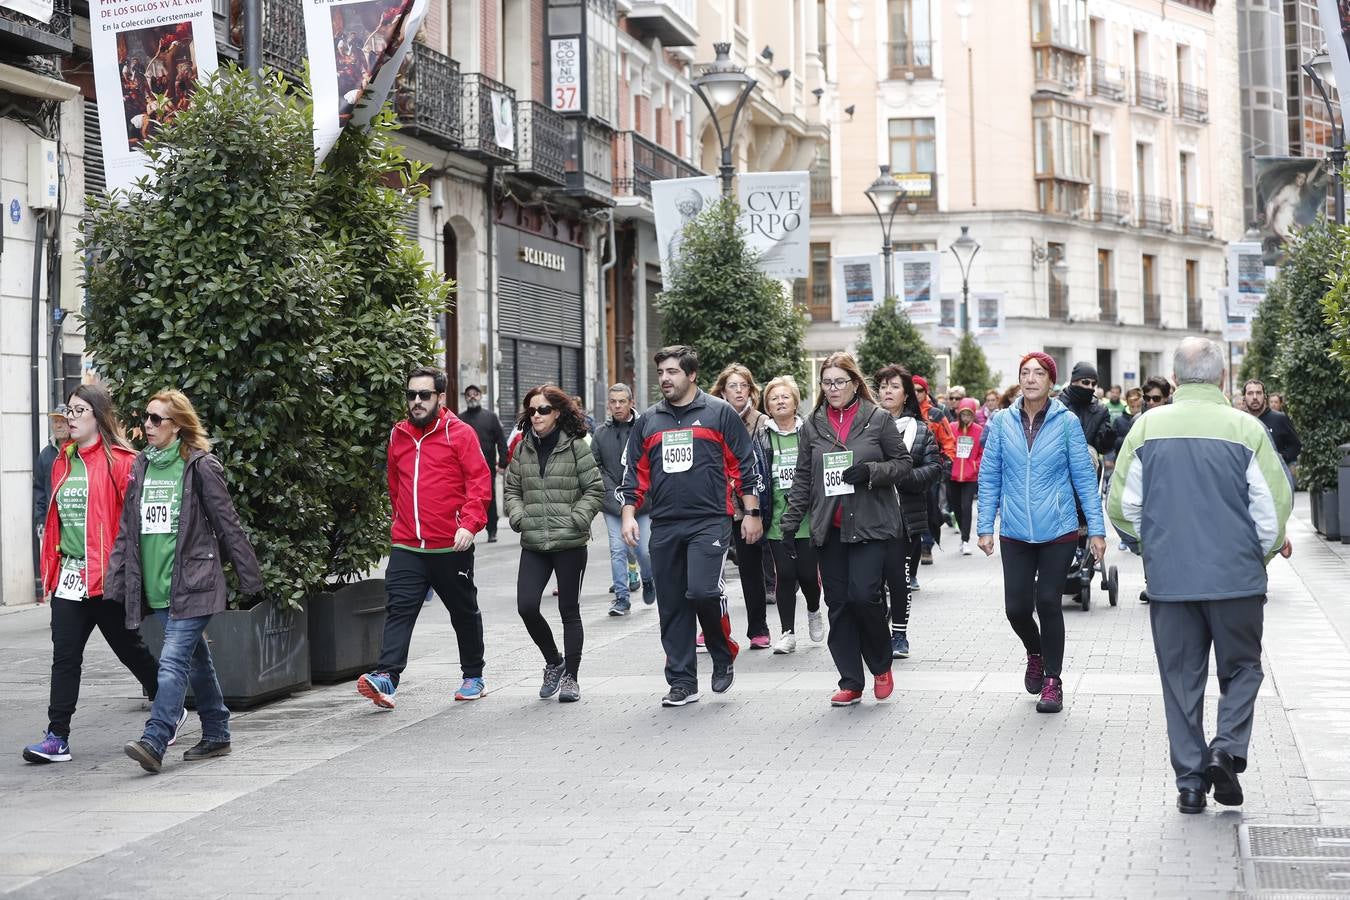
[619,389,763,522]
[388,409,492,549]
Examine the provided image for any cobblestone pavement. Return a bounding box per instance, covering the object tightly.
[1,497,1346,899]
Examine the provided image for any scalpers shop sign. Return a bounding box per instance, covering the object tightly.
[738,171,810,279]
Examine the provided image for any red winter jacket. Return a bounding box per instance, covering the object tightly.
[951,422,984,482]
[388,409,492,549]
[40,438,137,598]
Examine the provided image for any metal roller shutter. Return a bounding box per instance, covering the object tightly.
[498,277,583,347]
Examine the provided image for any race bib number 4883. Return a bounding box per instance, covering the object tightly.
[661,429,694,474]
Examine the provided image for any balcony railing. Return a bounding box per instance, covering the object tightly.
[1049,282,1070,320]
[1144,293,1162,326]
[886,40,933,79]
[1180,202,1213,237]
[0,0,72,56]
[612,131,701,200]
[1090,187,1132,224]
[1134,72,1168,112]
[394,44,462,151]
[563,120,614,206]
[515,102,567,185]
[1186,295,1203,330]
[624,0,697,47]
[1089,60,1126,101]
[460,73,518,164]
[1098,288,1118,322]
[1178,83,1208,123]
[263,0,304,77]
[811,169,831,211]
[1137,195,1172,231]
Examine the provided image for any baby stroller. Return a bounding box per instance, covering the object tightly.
[1062,456,1119,611]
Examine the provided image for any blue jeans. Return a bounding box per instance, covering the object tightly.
[142,611,229,755]
[603,512,651,600]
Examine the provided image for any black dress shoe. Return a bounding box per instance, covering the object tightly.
[486,534,498,544]
[1177,788,1206,814]
[183,740,232,761]
[1205,749,1243,806]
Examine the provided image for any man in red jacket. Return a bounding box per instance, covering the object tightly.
[357,367,493,709]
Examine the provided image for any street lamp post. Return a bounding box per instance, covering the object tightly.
[691,43,757,196]
[1304,49,1345,225]
[948,225,981,334]
[864,165,906,300]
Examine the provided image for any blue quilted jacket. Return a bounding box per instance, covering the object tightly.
[977,397,1105,542]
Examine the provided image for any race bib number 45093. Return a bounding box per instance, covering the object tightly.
[661,429,694,474]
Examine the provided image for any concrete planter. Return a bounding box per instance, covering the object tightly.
[1313,488,1341,542]
[308,579,386,683]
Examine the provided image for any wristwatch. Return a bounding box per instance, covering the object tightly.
[746,509,762,518]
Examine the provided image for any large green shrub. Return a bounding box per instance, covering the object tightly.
[1241,289,1287,393]
[855,297,937,382]
[658,197,806,387]
[949,331,995,396]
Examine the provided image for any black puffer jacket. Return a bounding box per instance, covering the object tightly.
[1063,389,1117,457]
[890,416,948,539]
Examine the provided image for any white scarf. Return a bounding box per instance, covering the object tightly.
[892,415,918,450]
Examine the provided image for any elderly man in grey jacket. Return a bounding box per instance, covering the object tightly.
[592,383,654,616]
[1109,337,1293,815]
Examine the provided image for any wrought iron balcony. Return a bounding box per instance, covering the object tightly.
[1186,295,1203,330]
[1090,187,1133,224]
[515,102,566,185]
[1180,202,1213,237]
[562,119,614,207]
[1134,72,1168,112]
[1049,282,1070,320]
[1178,83,1208,123]
[886,40,933,79]
[1098,288,1118,322]
[395,43,462,151]
[263,0,304,77]
[460,73,517,164]
[1089,60,1126,101]
[612,131,701,201]
[1144,293,1162,326]
[0,0,72,56]
[1136,195,1172,231]
[625,0,696,47]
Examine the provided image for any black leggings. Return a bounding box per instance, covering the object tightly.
[769,538,820,633]
[48,595,160,739]
[883,535,922,634]
[733,527,769,639]
[950,481,978,542]
[999,539,1078,677]
[517,547,587,677]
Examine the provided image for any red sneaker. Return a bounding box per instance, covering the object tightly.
[874,670,894,700]
[830,689,863,707]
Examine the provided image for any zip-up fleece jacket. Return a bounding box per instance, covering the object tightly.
[592,412,638,517]
[388,408,492,548]
[619,389,763,522]
[41,439,137,599]
[977,397,1105,542]
[1108,383,1293,601]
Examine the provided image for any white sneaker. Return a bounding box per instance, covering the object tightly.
[807,609,825,642]
[961,542,973,556]
[772,632,797,654]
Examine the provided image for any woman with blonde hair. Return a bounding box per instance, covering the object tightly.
[780,353,912,706]
[111,389,264,772]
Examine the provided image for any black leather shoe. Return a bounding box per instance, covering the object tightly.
[1177,788,1206,814]
[183,740,232,761]
[1206,749,1243,806]
[124,740,162,773]
[711,665,734,694]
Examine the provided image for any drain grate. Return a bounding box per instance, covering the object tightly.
[1252,861,1350,891]
[1248,826,1350,860]
[1242,826,1350,896]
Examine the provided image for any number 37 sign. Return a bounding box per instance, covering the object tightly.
[551,38,581,113]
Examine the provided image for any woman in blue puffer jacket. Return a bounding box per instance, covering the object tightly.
[977,351,1105,715]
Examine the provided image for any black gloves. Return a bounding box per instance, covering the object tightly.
[840,463,870,485]
[784,541,798,560]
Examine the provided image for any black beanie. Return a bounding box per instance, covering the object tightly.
[1070,362,1098,383]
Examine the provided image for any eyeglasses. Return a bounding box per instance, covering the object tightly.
[723,381,750,391]
[1144,394,1165,404]
[143,412,175,427]
[405,390,436,403]
[66,405,91,419]
[529,405,555,416]
[821,378,852,390]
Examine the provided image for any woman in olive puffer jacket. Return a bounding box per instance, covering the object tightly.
[505,385,604,703]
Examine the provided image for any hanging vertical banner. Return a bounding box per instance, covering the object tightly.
[973,292,1004,340]
[90,0,218,194]
[549,38,582,112]
[737,171,810,279]
[833,254,883,327]
[895,251,941,324]
[936,293,959,340]
[308,0,428,163]
[1316,0,1350,131]
[651,175,720,280]
[1220,289,1253,343]
[1227,241,1266,310]
[1254,157,1330,266]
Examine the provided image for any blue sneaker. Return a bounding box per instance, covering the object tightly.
[357,672,397,709]
[608,597,631,616]
[890,633,910,659]
[23,731,71,763]
[454,677,486,701]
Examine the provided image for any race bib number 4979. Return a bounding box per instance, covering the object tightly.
[55,558,86,601]
[661,429,694,474]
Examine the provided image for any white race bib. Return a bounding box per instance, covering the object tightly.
[773,448,797,490]
[55,558,86,601]
[822,451,855,497]
[141,502,173,534]
[956,435,974,460]
[661,429,694,474]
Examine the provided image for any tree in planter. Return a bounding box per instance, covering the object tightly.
[1270,222,1350,492]
[658,197,806,386]
[856,297,938,381]
[1240,290,1287,393]
[949,332,996,396]
[1323,236,1350,381]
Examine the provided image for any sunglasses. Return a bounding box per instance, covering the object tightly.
[1075,379,1098,388]
[1144,394,1165,404]
[405,390,436,402]
[143,412,175,427]
[529,405,555,416]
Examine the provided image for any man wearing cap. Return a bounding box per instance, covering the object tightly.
[459,385,508,542]
[33,407,71,538]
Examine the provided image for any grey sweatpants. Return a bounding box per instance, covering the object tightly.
[1149,597,1265,791]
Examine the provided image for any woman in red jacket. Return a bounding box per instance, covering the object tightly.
[23,384,163,765]
[950,398,984,556]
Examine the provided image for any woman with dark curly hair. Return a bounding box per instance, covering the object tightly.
[505,385,605,703]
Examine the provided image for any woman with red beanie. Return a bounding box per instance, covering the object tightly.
[976,352,1105,714]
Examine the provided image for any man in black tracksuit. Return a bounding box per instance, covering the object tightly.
[621,345,763,707]
[459,385,509,541]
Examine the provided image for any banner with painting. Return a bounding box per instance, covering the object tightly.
[90,0,218,193]
[973,292,1004,340]
[651,176,721,280]
[895,251,941,324]
[1253,157,1330,266]
[1226,241,1266,310]
[832,254,884,327]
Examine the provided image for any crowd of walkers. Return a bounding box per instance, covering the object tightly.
[22,338,1296,814]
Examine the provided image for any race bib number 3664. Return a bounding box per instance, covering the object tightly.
[661,429,694,473]
[822,451,855,497]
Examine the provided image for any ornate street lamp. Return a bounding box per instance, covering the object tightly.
[692,42,757,196]
[863,165,907,300]
[1303,48,1345,225]
[949,226,981,334]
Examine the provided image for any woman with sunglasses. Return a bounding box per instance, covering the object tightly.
[25,384,161,764]
[113,390,263,772]
[504,386,604,703]
[780,353,912,707]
